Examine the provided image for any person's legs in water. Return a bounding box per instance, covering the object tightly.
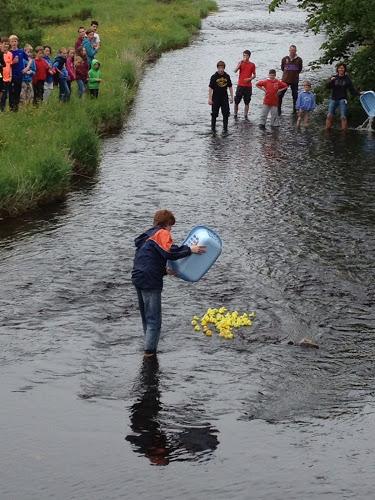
[259,104,270,129]
[325,99,338,129]
[136,287,147,335]
[234,87,242,118]
[243,87,252,119]
[277,86,288,115]
[270,106,280,127]
[291,82,299,113]
[222,99,230,132]
[211,100,220,133]
[339,98,348,130]
[141,289,162,356]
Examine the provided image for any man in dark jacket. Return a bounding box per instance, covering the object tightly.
[278,44,303,115]
[132,210,206,357]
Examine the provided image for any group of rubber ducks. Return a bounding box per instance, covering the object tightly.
[191,307,256,339]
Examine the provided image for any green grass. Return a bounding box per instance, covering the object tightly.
[0,0,216,217]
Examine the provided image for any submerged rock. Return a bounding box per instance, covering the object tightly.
[288,338,319,349]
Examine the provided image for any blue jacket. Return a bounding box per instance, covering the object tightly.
[82,38,97,67]
[296,91,316,111]
[22,58,35,83]
[132,226,192,290]
[43,55,53,84]
[11,49,29,82]
[53,55,68,80]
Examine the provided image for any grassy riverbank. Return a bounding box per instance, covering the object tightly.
[0,0,216,218]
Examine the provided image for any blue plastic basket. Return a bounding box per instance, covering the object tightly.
[168,226,222,282]
[360,91,375,118]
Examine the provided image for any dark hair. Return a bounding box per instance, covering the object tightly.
[290,44,297,49]
[78,26,85,32]
[336,62,347,72]
[243,50,251,56]
[153,210,176,227]
[269,69,276,74]
[86,28,94,35]
[43,45,52,53]
[217,60,226,68]
[91,20,99,26]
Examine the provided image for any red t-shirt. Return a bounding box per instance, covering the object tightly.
[33,58,50,83]
[256,78,288,106]
[238,61,256,87]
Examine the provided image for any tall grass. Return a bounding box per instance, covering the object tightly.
[0,0,216,217]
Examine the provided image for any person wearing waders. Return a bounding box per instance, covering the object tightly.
[132,210,206,358]
[278,44,303,115]
[208,60,234,134]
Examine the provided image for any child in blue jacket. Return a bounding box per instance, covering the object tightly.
[296,80,316,127]
[132,210,206,357]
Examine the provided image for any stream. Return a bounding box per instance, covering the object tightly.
[1,0,375,498]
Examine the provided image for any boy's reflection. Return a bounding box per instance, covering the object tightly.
[126,357,219,465]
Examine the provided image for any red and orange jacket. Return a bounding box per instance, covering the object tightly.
[132,226,191,290]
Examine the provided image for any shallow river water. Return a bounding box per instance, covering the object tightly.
[1,1,375,499]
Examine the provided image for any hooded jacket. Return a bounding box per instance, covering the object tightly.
[82,38,97,67]
[88,59,101,89]
[132,226,192,290]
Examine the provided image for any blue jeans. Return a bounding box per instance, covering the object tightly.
[76,79,86,98]
[328,98,348,118]
[136,288,162,352]
[59,79,70,102]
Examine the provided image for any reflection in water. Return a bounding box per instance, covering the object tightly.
[126,358,219,465]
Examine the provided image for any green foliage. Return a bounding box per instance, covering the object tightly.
[268,0,375,89]
[0,0,215,217]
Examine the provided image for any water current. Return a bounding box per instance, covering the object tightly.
[1,0,375,498]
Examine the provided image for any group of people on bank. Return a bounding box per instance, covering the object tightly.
[208,44,360,133]
[0,21,103,111]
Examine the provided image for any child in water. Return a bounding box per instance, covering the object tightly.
[208,60,234,134]
[132,210,206,357]
[256,69,288,129]
[234,50,256,120]
[296,80,316,127]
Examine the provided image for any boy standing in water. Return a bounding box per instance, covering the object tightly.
[132,210,206,357]
[256,69,288,129]
[296,80,316,127]
[234,50,256,120]
[208,61,234,134]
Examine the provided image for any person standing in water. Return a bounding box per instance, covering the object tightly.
[278,44,303,115]
[208,60,234,134]
[132,210,206,358]
[325,63,359,131]
[233,50,256,121]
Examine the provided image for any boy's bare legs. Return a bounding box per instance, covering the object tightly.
[234,103,239,118]
[244,104,249,119]
[304,112,310,127]
[325,113,334,130]
[296,110,302,128]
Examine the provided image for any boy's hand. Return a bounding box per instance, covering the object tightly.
[208,98,212,106]
[229,97,233,104]
[191,245,207,254]
[166,267,177,276]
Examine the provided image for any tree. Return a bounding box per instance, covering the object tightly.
[269,0,375,89]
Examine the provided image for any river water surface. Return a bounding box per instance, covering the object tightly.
[1,1,375,499]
